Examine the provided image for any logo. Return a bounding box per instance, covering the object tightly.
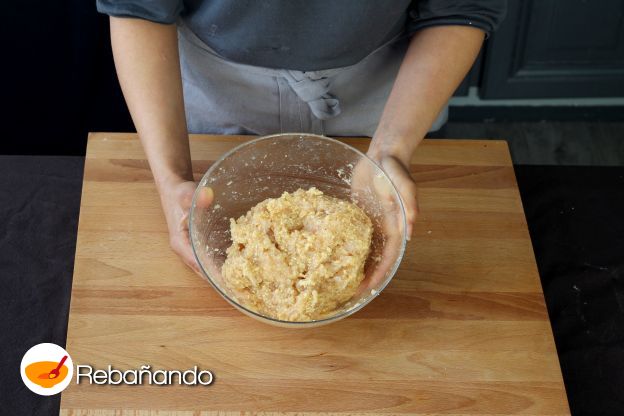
[20,343,74,396]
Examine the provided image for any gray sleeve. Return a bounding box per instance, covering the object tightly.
[96,0,184,24]
[407,0,507,36]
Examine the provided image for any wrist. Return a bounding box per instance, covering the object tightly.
[137,131,194,192]
[368,135,417,167]
[155,170,194,193]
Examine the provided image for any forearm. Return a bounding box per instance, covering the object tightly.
[110,17,192,189]
[369,25,485,163]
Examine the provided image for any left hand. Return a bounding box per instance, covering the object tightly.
[367,151,419,240]
[349,148,418,293]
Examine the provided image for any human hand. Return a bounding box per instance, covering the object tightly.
[350,150,417,293]
[368,153,419,239]
[158,180,214,275]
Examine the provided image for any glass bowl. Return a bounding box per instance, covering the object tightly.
[189,133,406,327]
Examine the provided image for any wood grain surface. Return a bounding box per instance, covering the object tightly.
[60,133,570,415]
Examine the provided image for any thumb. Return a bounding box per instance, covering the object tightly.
[195,186,214,209]
[380,156,419,239]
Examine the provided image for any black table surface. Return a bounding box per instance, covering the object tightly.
[1,156,623,415]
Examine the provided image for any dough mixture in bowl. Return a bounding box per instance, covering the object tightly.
[221,187,373,321]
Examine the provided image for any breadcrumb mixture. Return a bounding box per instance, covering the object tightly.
[222,187,373,321]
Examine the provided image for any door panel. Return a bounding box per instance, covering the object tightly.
[481,0,624,98]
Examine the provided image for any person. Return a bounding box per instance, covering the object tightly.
[97,0,507,275]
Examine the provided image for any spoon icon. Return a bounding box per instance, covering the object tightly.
[38,355,68,380]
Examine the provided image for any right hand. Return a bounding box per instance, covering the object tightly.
[158,180,214,275]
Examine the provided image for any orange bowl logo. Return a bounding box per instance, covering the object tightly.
[20,343,73,396]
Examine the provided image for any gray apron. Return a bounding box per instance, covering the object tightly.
[177,21,448,137]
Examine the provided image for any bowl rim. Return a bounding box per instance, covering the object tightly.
[189,133,407,326]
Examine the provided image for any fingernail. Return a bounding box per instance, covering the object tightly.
[198,186,214,207]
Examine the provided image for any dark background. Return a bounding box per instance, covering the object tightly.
[1,1,623,415]
[3,0,624,156]
[2,1,132,156]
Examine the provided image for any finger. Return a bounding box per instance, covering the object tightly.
[351,155,408,295]
[195,186,214,208]
[355,211,403,295]
[177,187,214,233]
[397,180,418,240]
[380,157,418,240]
[372,170,397,204]
[179,231,208,278]
[349,158,374,199]
[170,234,202,276]
[178,210,190,233]
[179,183,214,208]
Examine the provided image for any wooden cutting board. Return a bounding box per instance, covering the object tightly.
[60,133,570,415]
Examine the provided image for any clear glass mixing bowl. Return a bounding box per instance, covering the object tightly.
[189,133,406,327]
